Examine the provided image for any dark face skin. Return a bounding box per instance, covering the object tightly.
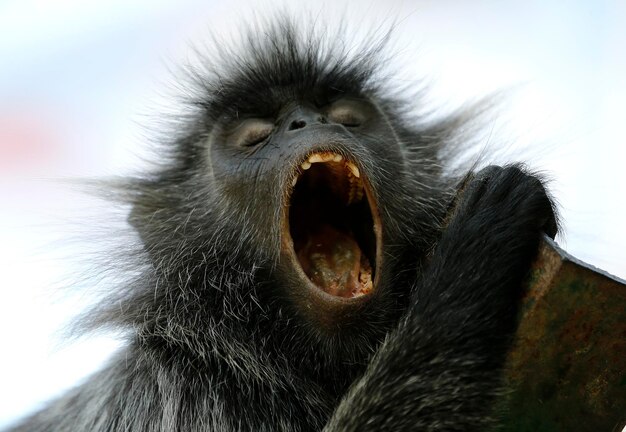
[208,91,413,330]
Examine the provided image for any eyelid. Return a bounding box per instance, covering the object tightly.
[228,118,274,148]
[327,99,369,126]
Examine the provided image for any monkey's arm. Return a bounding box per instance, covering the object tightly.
[325,165,557,432]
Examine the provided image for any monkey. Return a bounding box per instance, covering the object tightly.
[5,15,557,432]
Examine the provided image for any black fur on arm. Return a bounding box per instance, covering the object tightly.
[6,13,557,432]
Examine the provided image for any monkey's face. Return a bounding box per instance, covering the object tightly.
[208,92,407,324]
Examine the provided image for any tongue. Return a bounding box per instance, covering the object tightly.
[297,225,367,297]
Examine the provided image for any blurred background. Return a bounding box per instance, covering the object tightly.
[1,0,625,427]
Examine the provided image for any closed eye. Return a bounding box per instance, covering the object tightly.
[327,99,369,128]
[230,119,274,148]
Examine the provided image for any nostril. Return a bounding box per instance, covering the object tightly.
[288,120,307,131]
[318,116,328,124]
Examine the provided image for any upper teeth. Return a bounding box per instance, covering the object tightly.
[295,151,365,203]
[305,152,338,165]
[308,153,329,163]
[300,152,359,178]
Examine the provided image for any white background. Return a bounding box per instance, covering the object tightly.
[1,0,625,428]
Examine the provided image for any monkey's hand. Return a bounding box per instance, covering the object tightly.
[420,164,558,334]
[324,165,557,432]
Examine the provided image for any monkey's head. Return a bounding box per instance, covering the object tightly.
[206,72,411,328]
[120,17,454,382]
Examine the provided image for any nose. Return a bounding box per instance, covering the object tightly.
[286,107,328,132]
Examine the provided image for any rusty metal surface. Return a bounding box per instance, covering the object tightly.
[499,236,626,431]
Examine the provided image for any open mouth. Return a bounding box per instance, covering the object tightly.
[286,151,381,299]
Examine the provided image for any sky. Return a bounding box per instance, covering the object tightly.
[0,0,625,427]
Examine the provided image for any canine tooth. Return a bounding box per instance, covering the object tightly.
[333,154,343,162]
[301,161,311,170]
[291,177,297,187]
[346,161,360,178]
